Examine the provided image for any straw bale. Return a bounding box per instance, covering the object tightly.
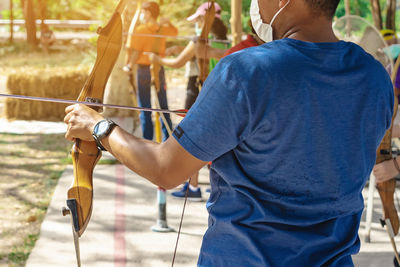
[5,67,88,121]
[4,53,140,126]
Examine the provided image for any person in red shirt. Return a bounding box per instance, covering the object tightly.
[222,20,264,57]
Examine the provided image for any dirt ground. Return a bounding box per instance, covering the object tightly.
[0,133,71,266]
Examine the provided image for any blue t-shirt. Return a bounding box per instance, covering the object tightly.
[173,38,394,266]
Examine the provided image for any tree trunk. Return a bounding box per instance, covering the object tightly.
[344,0,351,37]
[38,0,46,21]
[386,0,396,31]
[370,0,383,30]
[9,0,13,43]
[230,0,242,46]
[344,0,351,15]
[23,0,37,46]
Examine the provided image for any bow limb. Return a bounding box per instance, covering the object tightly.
[197,1,215,85]
[126,1,142,49]
[125,1,142,105]
[376,55,400,264]
[64,0,127,243]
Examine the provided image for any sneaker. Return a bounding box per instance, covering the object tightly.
[171,182,202,202]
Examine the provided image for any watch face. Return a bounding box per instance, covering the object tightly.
[96,120,109,136]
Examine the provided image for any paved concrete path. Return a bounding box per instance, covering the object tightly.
[354,188,400,267]
[26,163,210,267]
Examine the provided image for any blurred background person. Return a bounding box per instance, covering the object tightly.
[124,1,178,142]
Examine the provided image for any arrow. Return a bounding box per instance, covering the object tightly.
[0,93,187,117]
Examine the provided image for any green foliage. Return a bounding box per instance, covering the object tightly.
[5,0,398,36]
[1,2,23,20]
[335,0,372,19]
[1,0,255,37]
[0,0,117,20]
[44,0,113,20]
[333,0,398,30]
[241,0,252,33]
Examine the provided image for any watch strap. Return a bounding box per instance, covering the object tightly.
[92,119,117,151]
[93,134,107,151]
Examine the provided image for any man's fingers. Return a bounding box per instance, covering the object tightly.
[64,112,72,123]
[65,104,77,114]
[65,124,74,141]
[63,103,103,142]
[373,161,397,183]
[65,132,74,142]
[65,104,87,114]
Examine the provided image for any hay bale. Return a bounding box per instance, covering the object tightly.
[103,50,139,121]
[5,67,88,121]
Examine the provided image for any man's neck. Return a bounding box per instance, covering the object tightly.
[278,16,338,43]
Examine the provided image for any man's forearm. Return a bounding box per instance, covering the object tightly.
[159,57,187,68]
[100,126,167,187]
[100,126,204,189]
[158,42,195,68]
[207,47,227,59]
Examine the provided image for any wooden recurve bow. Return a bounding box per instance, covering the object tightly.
[125,0,142,106]
[197,1,215,86]
[376,56,400,264]
[62,1,127,266]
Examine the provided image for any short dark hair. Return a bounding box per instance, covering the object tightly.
[142,1,160,19]
[211,17,228,40]
[303,0,340,17]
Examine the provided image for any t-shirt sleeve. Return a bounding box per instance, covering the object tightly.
[129,26,147,51]
[172,56,251,161]
[161,23,178,37]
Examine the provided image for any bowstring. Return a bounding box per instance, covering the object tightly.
[171,177,192,267]
[171,2,214,265]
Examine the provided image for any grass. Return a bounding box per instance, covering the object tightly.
[6,234,39,266]
[0,133,71,267]
[0,131,120,266]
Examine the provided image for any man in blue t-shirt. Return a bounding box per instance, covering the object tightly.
[64,0,394,265]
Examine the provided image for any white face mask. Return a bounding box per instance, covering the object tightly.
[250,0,291,43]
[139,12,145,24]
[195,23,202,36]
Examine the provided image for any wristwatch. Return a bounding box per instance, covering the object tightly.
[92,119,117,151]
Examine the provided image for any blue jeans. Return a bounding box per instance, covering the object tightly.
[136,64,172,141]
